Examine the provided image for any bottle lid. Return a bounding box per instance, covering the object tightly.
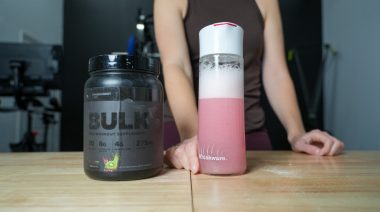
[199,22,244,57]
[88,54,160,75]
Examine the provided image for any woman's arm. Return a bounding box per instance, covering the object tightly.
[154,0,199,171]
[259,0,344,155]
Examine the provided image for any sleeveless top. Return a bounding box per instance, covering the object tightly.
[165,0,265,133]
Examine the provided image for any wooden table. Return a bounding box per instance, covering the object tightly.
[0,153,192,211]
[1,151,380,211]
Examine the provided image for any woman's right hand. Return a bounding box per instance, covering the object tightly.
[164,135,200,174]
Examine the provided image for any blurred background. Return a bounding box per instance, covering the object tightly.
[0,0,379,152]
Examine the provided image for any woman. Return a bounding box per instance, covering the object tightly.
[154,0,344,174]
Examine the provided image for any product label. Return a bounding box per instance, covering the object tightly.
[83,87,163,172]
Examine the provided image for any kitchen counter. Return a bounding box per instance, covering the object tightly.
[1,151,380,211]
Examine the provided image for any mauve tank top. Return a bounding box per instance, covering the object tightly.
[183,0,265,132]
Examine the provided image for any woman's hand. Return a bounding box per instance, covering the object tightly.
[289,129,344,156]
[164,135,200,174]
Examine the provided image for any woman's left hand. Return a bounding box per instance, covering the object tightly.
[289,129,344,156]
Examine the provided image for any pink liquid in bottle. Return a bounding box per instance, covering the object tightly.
[198,98,246,174]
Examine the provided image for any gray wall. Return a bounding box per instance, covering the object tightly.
[323,0,380,150]
[0,0,63,44]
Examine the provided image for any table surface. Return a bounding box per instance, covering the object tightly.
[1,151,380,211]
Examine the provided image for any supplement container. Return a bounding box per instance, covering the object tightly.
[84,54,163,180]
[198,22,246,175]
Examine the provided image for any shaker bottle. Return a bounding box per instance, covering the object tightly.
[198,22,246,175]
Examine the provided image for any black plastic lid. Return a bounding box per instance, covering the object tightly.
[88,54,160,75]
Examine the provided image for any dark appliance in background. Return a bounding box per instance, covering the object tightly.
[130,9,159,59]
[62,0,323,151]
[0,43,63,151]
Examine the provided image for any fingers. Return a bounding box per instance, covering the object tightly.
[293,138,321,155]
[183,137,200,173]
[311,130,334,156]
[293,130,344,156]
[328,137,344,156]
[164,146,184,169]
[176,145,191,170]
[163,136,200,173]
[314,130,344,156]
